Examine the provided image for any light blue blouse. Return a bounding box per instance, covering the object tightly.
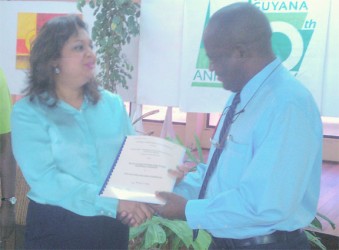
[11,90,134,218]
[174,59,323,238]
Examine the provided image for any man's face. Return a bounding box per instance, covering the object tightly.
[203,28,244,92]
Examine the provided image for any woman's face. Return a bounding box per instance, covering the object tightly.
[55,27,96,90]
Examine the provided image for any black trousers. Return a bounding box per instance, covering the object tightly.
[25,200,129,250]
[210,230,310,250]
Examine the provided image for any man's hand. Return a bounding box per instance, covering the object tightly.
[0,203,15,241]
[117,200,154,227]
[169,163,195,185]
[150,192,187,220]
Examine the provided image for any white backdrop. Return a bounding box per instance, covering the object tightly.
[136,0,184,107]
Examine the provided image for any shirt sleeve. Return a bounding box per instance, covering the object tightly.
[11,100,122,218]
[185,101,322,234]
[0,70,12,134]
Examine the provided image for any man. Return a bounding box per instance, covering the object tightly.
[152,3,323,249]
[0,68,16,244]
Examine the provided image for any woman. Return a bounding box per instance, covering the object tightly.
[11,15,151,249]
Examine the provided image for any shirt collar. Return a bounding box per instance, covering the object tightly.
[41,92,89,113]
[57,96,89,113]
[238,58,282,109]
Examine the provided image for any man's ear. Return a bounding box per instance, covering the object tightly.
[235,43,248,59]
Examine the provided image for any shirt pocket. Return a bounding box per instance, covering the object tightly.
[215,138,252,189]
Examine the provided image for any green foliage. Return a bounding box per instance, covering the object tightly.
[129,216,212,250]
[306,213,336,249]
[169,135,204,172]
[77,0,140,92]
[305,230,326,250]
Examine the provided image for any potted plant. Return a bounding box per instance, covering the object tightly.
[77,0,140,93]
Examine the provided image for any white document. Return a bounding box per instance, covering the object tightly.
[100,135,186,204]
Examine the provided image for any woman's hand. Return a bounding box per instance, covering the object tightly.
[117,200,154,227]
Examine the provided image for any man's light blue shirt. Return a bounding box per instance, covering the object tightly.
[174,58,323,239]
[11,90,134,218]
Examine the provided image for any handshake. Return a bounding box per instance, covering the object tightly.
[117,200,154,227]
[116,165,191,227]
[117,192,188,227]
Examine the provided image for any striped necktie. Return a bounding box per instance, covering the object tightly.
[193,92,241,240]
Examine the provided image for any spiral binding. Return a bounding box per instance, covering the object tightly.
[99,136,128,195]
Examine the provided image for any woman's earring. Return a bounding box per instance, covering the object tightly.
[55,67,60,74]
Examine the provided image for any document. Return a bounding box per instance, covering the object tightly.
[100,135,186,204]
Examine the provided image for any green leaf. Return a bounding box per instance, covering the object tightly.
[136,10,141,18]
[89,0,95,8]
[169,136,199,164]
[311,217,323,230]
[128,216,211,250]
[194,134,205,163]
[125,6,137,16]
[316,212,336,230]
[112,15,122,25]
[76,0,86,11]
[192,229,212,250]
[160,219,193,248]
[144,223,167,249]
[170,235,183,250]
[305,230,326,250]
[129,220,150,239]
[96,0,102,6]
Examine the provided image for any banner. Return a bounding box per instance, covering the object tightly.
[137,0,334,115]
[321,0,339,117]
[261,0,330,110]
[179,0,242,113]
[180,0,330,112]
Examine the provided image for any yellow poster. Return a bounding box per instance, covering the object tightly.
[16,13,65,69]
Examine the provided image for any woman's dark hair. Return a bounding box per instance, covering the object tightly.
[25,15,100,106]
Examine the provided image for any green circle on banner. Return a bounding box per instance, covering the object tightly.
[272,32,292,62]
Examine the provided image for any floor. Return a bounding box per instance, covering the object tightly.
[316,161,339,236]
